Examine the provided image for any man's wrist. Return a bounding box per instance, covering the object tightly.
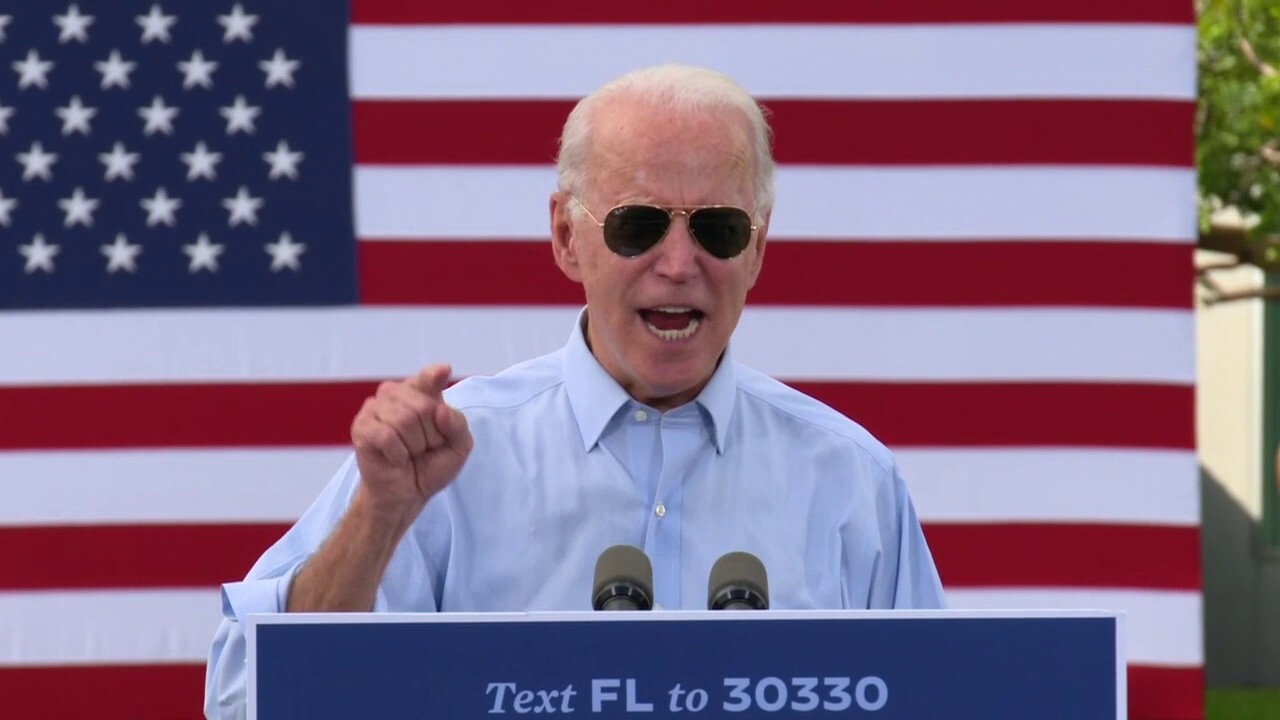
[348,487,425,545]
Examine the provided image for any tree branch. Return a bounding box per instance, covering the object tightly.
[1201,284,1280,305]
[1197,260,1244,272]
[1237,0,1278,77]
[1197,269,1230,301]
[1199,220,1253,258]
[1197,224,1280,304]
[1199,221,1280,272]
[1238,35,1277,76]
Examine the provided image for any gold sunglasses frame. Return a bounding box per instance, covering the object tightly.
[568,195,758,259]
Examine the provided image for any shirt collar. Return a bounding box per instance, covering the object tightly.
[562,309,737,454]
[563,310,633,451]
[695,342,736,455]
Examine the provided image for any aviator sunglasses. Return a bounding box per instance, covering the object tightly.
[570,195,758,259]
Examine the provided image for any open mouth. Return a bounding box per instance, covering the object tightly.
[639,306,705,342]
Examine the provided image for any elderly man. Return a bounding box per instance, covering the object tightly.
[204,63,944,717]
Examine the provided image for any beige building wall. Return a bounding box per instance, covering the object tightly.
[1196,249,1280,687]
[1197,251,1265,517]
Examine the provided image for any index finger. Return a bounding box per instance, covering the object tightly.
[409,363,452,396]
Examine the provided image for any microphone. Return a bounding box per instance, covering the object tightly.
[707,551,769,610]
[592,545,654,611]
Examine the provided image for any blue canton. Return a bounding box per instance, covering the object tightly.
[0,0,354,308]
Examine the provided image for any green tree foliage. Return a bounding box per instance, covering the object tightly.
[1198,0,1280,272]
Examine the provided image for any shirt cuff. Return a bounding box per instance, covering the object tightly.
[221,566,301,622]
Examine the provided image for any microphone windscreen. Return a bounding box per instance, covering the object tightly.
[592,544,654,611]
[708,551,769,610]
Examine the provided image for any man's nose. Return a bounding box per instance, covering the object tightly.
[651,213,700,281]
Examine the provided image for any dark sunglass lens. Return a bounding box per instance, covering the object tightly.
[603,206,671,257]
[689,208,753,258]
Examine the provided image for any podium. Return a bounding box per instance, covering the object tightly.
[247,610,1125,719]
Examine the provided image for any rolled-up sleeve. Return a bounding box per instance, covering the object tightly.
[204,456,362,720]
[204,567,303,719]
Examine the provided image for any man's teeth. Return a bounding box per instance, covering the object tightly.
[654,306,693,313]
[645,315,700,341]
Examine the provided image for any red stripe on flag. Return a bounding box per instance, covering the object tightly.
[358,240,1194,309]
[927,523,1201,590]
[0,663,1203,720]
[0,524,289,590]
[353,100,1195,167]
[0,664,204,719]
[351,0,1193,25]
[0,382,375,450]
[359,240,578,305]
[1129,666,1205,720]
[799,381,1195,449]
[0,522,1195,591]
[0,382,1192,450]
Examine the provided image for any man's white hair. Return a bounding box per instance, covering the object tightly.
[555,63,776,221]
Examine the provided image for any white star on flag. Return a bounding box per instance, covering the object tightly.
[177,50,218,90]
[223,186,263,226]
[263,140,303,180]
[218,4,259,43]
[140,187,182,227]
[55,96,97,136]
[0,16,11,43]
[265,232,306,272]
[99,142,140,182]
[19,234,59,274]
[0,102,13,135]
[53,4,94,44]
[220,95,260,135]
[136,4,176,44]
[180,141,222,181]
[16,141,58,182]
[260,49,300,88]
[95,50,136,90]
[58,187,99,227]
[0,188,16,226]
[183,233,224,273]
[139,96,179,136]
[101,233,143,273]
[13,50,54,90]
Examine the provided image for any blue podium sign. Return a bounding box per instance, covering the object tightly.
[247,610,1125,719]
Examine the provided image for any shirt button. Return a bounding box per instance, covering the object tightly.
[634,410,648,422]
[655,503,666,518]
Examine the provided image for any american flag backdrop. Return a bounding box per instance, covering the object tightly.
[0,1,1200,718]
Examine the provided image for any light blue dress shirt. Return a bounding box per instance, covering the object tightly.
[204,316,945,718]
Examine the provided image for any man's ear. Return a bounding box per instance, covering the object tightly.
[550,192,584,283]
[746,210,770,289]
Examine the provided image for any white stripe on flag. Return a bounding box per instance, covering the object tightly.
[900,448,1199,526]
[0,448,1197,526]
[0,589,221,667]
[349,25,1196,100]
[353,166,1197,241]
[3,307,1194,385]
[735,307,1193,383]
[946,588,1203,666]
[0,588,1198,666]
[0,449,350,525]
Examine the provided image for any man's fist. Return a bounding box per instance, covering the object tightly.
[350,364,473,517]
